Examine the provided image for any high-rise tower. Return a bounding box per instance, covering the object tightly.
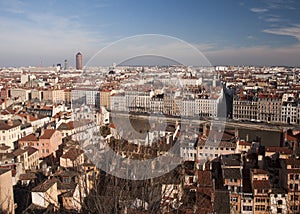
[76,52,82,70]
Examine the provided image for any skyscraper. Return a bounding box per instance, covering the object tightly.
[64,59,68,70]
[76,52,82,70]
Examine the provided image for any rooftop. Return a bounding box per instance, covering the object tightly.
[32,179,56,192]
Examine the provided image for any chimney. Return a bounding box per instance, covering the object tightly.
[40,128,44,137]
[234,128,239,138]
[26,114,30,123]
[7,119,13,126]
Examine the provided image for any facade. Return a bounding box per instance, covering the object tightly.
[0,120,22,150]
[0,169,14,214]
[10,88,30,101]
[31,179,58,209]
[221,155,243,213]
[42,89,65,103]
[281,101,297,124]
[110,93,126,112]
[100,90,112,110]
[18,130,62,158]
[72,88,100,107]
[251,169,272,214]
[233,98,258,121]
[257,96,282,123]
[60,148,84,168]
[283,158,300,213]
[270,190,288,214]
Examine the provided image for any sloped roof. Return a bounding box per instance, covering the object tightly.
[32,179,56,192]
[40,129,56,139]
[61,148,84,161]
[19,133,38,141]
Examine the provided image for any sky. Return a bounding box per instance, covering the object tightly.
[0,0,300,67]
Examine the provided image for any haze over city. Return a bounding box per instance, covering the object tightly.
[1,0,300,67]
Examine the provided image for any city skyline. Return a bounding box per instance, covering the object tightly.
[0,0,300,67]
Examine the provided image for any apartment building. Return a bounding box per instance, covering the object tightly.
[18,129,62,158]
[251,169,271,213]
[257,95,282,123]
[0,169,14,214]
[0,119,22,150]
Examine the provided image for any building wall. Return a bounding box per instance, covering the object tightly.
[0,169,14,214]
[100,90,111,109]
[0,124,21,150]
[32,182,58,208]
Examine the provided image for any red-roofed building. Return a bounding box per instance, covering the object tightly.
[19,129,62,158]
[282,158,300,213]
[60,148,84,168]
[197,170,214,213]
[250,169,271,213]
[265,146,292,159]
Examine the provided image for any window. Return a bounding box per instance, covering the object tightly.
[290,174,294,180]
[231,197,238,202]
[290,184,294,190]
[278,200,282,205]
[243,206,252,211]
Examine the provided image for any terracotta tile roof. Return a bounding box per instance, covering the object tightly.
[0,143,10,151]
[13,148,26,157]
[39,129,56,139]
[61,148,84,161]
[286,158,300,168]
[238,140,252,146]
[20,172,37,180]
[251,169,268,175]
[0,168,11,176]
[287,169,300,173]
[17,113,38,122]
[19,134,38,142]
[253,180,270,189]
[0,120,21,130]
[266,146,292,154]
[0,153,14,161]
[223,168,242,180]
[32,179,56,192]
[198,170,213,187]
[25,146,39,156]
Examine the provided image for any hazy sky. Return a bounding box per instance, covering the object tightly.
[1,0,300,67]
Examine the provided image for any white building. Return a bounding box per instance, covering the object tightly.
[31,179,58,208]
[270,191,288,214]
[0,119,22,150]
[110,93,126,112]
[281,101,297,124]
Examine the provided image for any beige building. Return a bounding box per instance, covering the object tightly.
[283,158,300,213]
[18,129,62,158]
[60,148,84,168]
[42,89,65,103]
[100,90,111,109]
[31,179,58,209]
[233,98,258,121]
[257,95,282,123]
[251,169,271,213]
[10,88,30,101]
[0,119,22,150]
[0,169,14,214]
